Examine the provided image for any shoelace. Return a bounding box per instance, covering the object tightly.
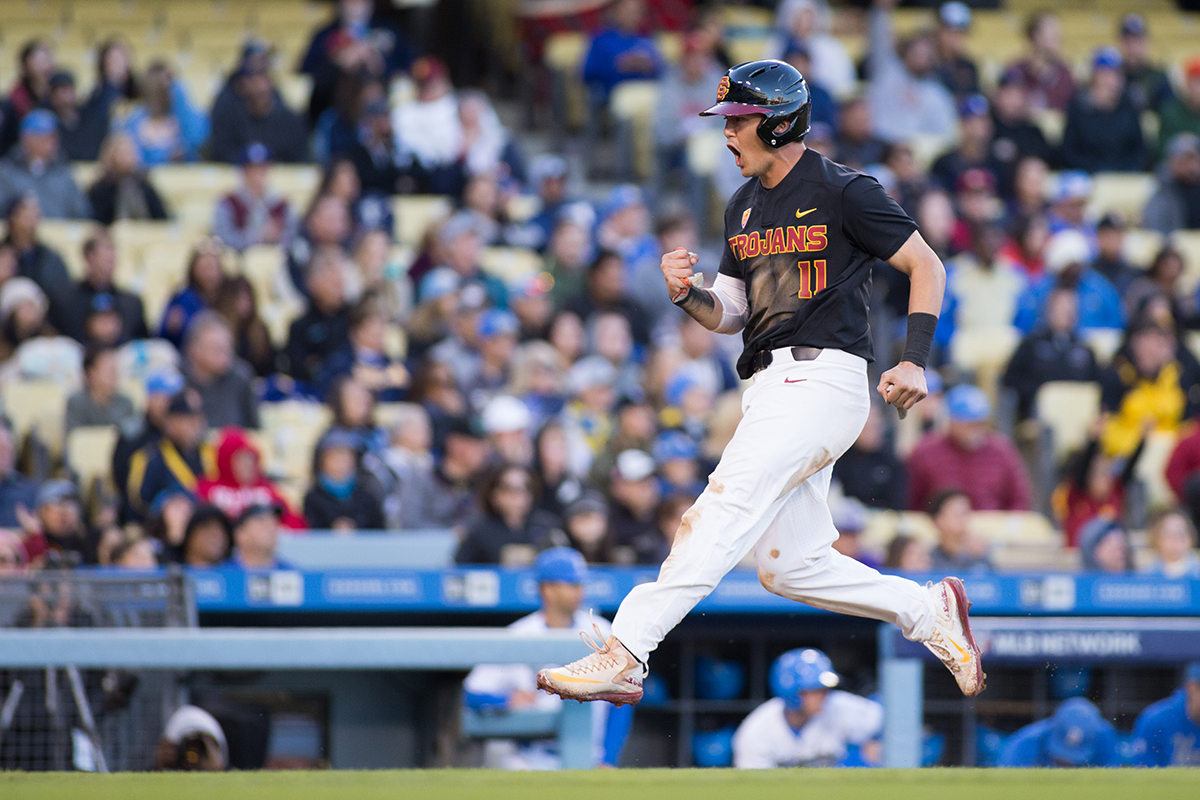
[561,622,623,676]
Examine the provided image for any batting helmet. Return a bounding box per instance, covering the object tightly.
[770,648,839,707]
[700,60,812,148]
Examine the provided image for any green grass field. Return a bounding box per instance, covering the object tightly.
[2,768,1198,800]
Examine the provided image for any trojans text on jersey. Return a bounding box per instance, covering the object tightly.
[727,225,827,259]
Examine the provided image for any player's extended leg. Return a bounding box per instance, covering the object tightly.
[754,464,986,697]
[537,349,873,705]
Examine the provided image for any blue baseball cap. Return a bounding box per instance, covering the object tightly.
[20,109,56,137]
[1093,46,1123,71]
[771,648,839,708]
[653,430,698,463]
[1185,661,1200,685]
[534,547,587,585]
[1047,698,1106,765]
[602,184,645,220]
[959,93,989,119]
[36,479,79,508]
[1120,13,1147,38]
[939,1,972,30]
[945,384,991,423]
[1053,171,1093,204]
[418,267,461,303]
[476,308,519,340]
[145,369,185,397]
[239,142,272,166]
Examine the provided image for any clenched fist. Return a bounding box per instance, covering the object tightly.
[877,360,927,417]
[661,248,699,302]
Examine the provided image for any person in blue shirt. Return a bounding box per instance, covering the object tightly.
[582,0,664,101]
[1132,661,1200,766]
[462,548,633,769]
[999,697,1123,767]
[1013,229,1124,334]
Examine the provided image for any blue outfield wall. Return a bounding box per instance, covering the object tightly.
[187,567,1200,616]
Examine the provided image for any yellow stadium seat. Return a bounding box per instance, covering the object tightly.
[1123,228,1163,268]
[269,164,320,205]
[949,326,1020,373]
[277,73,313,114]
[718,5,773,32]
[544,32,587,73]
[656,32,683,64]
[151,164,239,208]
[36,219,91,279]
[479,247,543,284]
[1087,172,1158,220]
[1134,430,1180,511]
[1083,327,1123,365]
[1030,108,1065,145]
[71,161,100,189]
[609,79,660,179]
[66,424,119,490]
[1172,230,1200,296]
[969,511,1060,545]
[392,195,453,247]
[1,379,68,455]
[1035,381,1102,461]
[725,37,769,66]
[260,400,331,484]
[240,244,285,307]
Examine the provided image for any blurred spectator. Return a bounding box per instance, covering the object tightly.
[1125,247,1199,330]
[197,427,305,529]
[1045,171,1094,239]
[392,57,469,196]
[0,111,90,219]
[1117,14,1172,115]
[1079,518,1135,574]
[85,39,139,142]
[508,276,554,344]
[0,530,28,574]
[541,491,617,564]
[865,0,958,146]
[126,388,210,520]
[411,358,468,451]
[990,72,1053,199]
[372,404,437,529]
[154,705,227,771]
[143,488,193,563]
[884,534,932,572]
[300,0,414,123]
[230,503,287,569]
[111,369,183,522]
[511,155,574,253]
[767,0,855,99]
[179,504,233,568]
[562,355,618,476]
[566,249,650,345]
[303,429,385,530]
[326,375,385,453]
[529,419,578,519]
[462,547,630,769]
[834,97,885,171]
[353,229,412,325]
[590,393,656,491]
[655,34,724,185]
[210,48,308,164]
[734,648,881,769]
[159,237,229,349]
[1132,661,1200,766]
[408,267,460,356]
[1166,416,1200,530]
[931,95,998,194]
[436,212,507,309]
[0,277,52,361]
[110,536,158,569]
[65,344,137,432]
[781,45,835,131]
[833,402,906,510]
[183,312,259,430]
[582,0,663,101]
[933,2,978,99]
[1006,11,1075,111]
[947,167,1001,254]
[607,449,661,554]
[1002,287,1099,420]
[347,100,411,195]
[596,185,657,281]
[59,227,148,344]
[907,384,1031,512]
[317,299,408,402]
[1158,57,1200,159]
[428,416,489,528]
[116,61,208,166]
[459,90,525,185]
[630,211,698,328]
[1090,213,1140,299]
[213,276,275,378]
[283,248,350,384]
[1142,509,1200,579]
[927,489,991,574]
[1142,133,1200,235]
[0,40,55,149]
[938,221,1026,344]
[0,416,37,527]
[481,395,535,468]
[654,430,704,498]
[1014,230,1124,334]
[999,698,1120,767]
[286,193,353,294]
[46,69,107,162]
[212,143,296,251]
[1060,47,1145,174]
[87,133,170,225]
[882,143,930,219]
[455,464,545,564]
[1000,211,1049,277]
[545,218,594,306]
[830,497,880,569]
[462,309,520,413]
[3,194,71,326]
[29,479,94,567]
[1101,317,1200,457]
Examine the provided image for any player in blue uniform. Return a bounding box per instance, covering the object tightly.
[999,697,1122,767]
[1132,661,1200,766]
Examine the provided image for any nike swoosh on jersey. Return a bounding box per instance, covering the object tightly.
[795,207,817,219]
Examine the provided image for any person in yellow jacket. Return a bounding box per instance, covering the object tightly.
[126,388,214,521]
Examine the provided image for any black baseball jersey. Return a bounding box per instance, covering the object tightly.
[718,148,918,379]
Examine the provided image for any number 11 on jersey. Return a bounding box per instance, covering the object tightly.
[797,259,827,299]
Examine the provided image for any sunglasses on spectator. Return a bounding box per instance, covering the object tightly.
[497,480,531,494]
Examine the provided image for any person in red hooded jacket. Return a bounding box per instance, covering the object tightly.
[195,427,306,529]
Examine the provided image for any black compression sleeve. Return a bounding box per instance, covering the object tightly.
[901,312,938,369]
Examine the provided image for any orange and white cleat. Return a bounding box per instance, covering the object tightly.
[536,627,646,706]
[923,577,986,697]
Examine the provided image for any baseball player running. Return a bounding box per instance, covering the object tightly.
[537,60,984,706]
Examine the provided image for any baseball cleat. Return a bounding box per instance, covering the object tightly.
[536,626,646,706]
[923,577,986,697]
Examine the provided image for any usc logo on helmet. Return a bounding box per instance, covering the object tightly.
[716,76,730,101]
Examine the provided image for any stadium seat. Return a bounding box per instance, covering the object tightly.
[609,79,659,180]
[259,400,331,484]
[240,244,286,308]
[1122,228,1163,268]
[1172,230,1200,296]
[1134,430,1179,510]
[393,195,453,247]
[35,219,90,279]
[969,511,1059,546]
[1035,381,1101,462]
[65,424,119,490]
[948,326,1020,394]
[1087,173,1158,221]
[479,246,543,284]
[1,379,68,455]
[1083,328,1123,365]
[151,164,239,209]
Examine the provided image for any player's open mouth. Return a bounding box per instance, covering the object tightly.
[727,143,742,167]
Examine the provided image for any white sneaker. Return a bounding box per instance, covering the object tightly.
[536,627,646,706]
[923,577,986,697]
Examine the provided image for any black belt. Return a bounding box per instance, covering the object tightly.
[751,346,822,374]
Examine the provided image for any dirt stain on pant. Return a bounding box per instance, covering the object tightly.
[775,448,833,502]
[708,478,725,494]
[662,506,702,573]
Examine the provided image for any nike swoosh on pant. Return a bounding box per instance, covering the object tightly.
[784,378,807,383]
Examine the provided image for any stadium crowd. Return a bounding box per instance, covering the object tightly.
[0,0,1195,588]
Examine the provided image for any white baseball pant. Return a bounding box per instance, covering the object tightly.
[610,347,937,664]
